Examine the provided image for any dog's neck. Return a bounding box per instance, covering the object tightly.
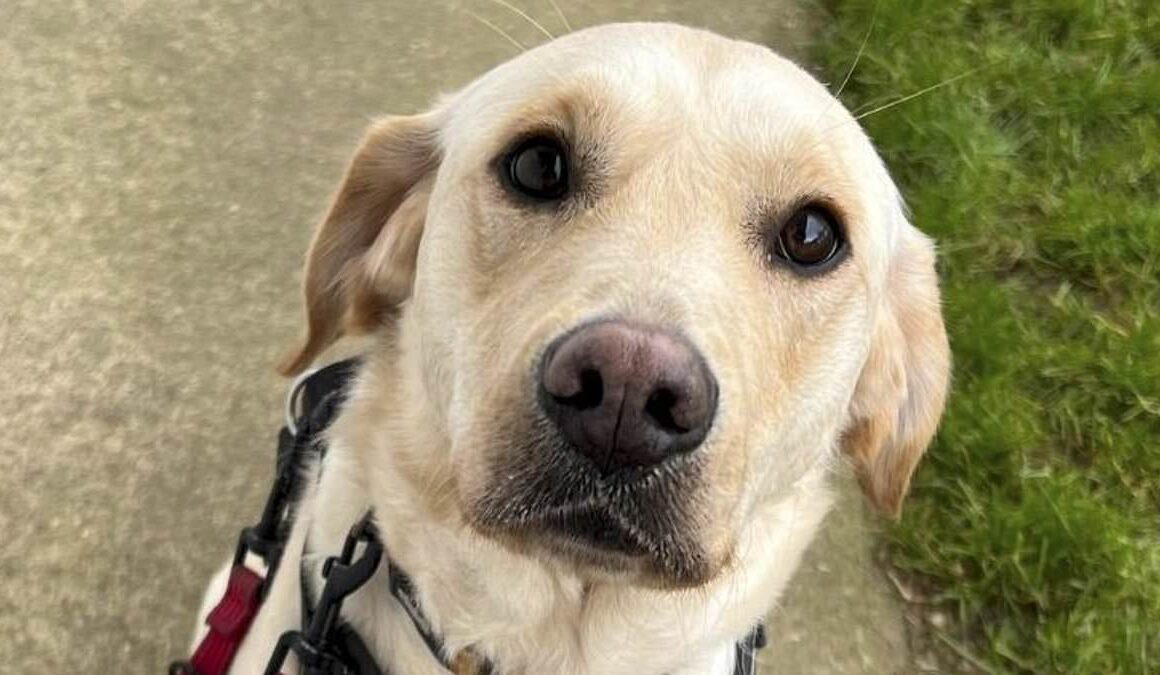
[300,348,834,675]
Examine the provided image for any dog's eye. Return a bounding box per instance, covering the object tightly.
[504,137,569,200]
[771,207,844,268]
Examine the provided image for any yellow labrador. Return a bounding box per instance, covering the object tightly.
[192,22,949,674]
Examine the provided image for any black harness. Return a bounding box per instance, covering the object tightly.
[173,359,765,675]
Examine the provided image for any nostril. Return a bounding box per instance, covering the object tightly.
[554,368,604,410]
[644,387,689,434]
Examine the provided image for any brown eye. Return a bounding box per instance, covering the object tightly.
[773,207,844,268]
[504,136,569,200]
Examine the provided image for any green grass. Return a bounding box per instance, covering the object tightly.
[812,1,1160,671]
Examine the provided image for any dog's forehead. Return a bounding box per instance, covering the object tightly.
[443,23,850,151]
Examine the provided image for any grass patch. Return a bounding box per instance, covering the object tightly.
[813,0,1160,671]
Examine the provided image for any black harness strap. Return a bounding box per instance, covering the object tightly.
[731,622,766,675]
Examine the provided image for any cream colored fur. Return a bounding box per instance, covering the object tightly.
[191,23,950,675]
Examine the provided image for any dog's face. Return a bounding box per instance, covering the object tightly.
[281,24,949,588]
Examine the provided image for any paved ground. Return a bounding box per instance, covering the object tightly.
[0,1,907,672]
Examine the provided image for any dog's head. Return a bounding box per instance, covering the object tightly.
[280,24,950,588]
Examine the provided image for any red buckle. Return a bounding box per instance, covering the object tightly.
[186,564,266,675]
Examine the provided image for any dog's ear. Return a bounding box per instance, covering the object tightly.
[278,114,441,376]
[842,222,951,517]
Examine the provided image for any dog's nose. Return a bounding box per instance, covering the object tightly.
[539,320,718,474]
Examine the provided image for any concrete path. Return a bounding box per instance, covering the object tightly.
[0,1,906,672]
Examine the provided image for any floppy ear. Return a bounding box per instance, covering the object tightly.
[278,113,441,376]
[842,225,951,517]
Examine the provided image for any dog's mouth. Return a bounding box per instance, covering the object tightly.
[468,424,717,586]
[541,507,650,557]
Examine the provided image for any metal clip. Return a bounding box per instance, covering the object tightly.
[263,513,384,675]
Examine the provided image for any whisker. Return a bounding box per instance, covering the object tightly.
[854,69,977,121]
[801,68,976,160]
[813,1,878,140]
[467,10,528,52]
[849,93,899,117]
[489,0,555,40]
[546,0,573,33]
[833,0,880,100]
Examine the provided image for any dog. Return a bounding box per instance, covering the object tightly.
[189,22,950,674]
